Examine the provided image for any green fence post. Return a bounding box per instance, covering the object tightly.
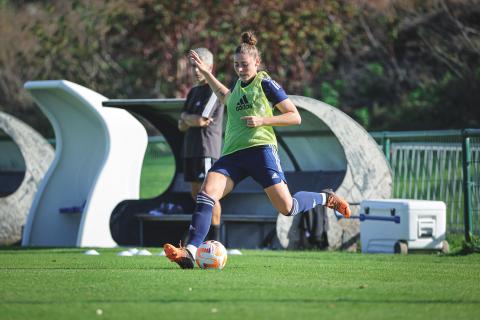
[385,136,391,163]
[382,132,391,163]
[462,131,473,243]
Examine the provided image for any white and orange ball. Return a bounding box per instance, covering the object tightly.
[195,240,228,270]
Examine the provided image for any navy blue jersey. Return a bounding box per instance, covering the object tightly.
[260,78,288,106]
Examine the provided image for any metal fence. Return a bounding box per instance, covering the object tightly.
[371,129,480,240]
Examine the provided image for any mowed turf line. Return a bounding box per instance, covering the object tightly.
[0,248,479,320]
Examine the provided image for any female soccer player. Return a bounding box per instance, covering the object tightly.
[165,31,351,268]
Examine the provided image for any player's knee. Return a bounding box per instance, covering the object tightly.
[198,188,217,202]
[202,182,228,201]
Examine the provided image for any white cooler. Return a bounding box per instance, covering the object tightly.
[360,199,448,254]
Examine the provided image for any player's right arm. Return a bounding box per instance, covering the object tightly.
[189,50,230,105]
[181,112,212,127]
[178,118,189,132]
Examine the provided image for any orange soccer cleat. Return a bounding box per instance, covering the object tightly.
[163,243,195,269]
[323,189,352,218]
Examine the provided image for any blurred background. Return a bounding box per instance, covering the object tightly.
[1,0,479,138]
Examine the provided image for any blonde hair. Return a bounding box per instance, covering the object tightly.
[235,31,261,62]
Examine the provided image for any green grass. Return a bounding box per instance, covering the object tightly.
[139,156,175,199]
[1,248,479,320]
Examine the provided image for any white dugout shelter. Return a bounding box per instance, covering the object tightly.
[22,80,147,247]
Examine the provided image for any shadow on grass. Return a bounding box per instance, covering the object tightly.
[0,246,86,253]
[447,243,480,256]
[1,297,480,305]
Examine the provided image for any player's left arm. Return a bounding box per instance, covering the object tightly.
[241,98,301,127]
[265,98,301,126]
[241,79,301,128]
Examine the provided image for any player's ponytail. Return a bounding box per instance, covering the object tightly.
[235,31,261,62]
[241,31,257,46]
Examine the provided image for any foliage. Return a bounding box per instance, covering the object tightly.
[461,236,480,254]
[336,0,480,130]
[0,0,479,135]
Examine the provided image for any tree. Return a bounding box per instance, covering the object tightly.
[0,0,479,135]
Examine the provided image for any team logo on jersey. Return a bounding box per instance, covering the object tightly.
[196,101,201,107]
[236,95,252,111]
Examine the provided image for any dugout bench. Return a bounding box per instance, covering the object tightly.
[135,213,276,248]
[132,171,344,248]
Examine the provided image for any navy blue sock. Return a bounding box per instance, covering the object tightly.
[188,192,215,247]
[289,191,326,216]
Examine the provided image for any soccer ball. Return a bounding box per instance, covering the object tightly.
[195,240,228,270]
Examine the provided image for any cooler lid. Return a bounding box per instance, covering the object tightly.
[360,199,446,211]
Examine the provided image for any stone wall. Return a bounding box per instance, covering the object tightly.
[0,112,54,245]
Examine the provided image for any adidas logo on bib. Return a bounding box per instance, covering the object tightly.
[236,95,252,111]
[271,173,280,179]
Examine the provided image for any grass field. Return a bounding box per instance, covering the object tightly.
[1,248,479,320]
[139,156,175,199]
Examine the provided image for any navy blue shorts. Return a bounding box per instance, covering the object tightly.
[210,145,286,189]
